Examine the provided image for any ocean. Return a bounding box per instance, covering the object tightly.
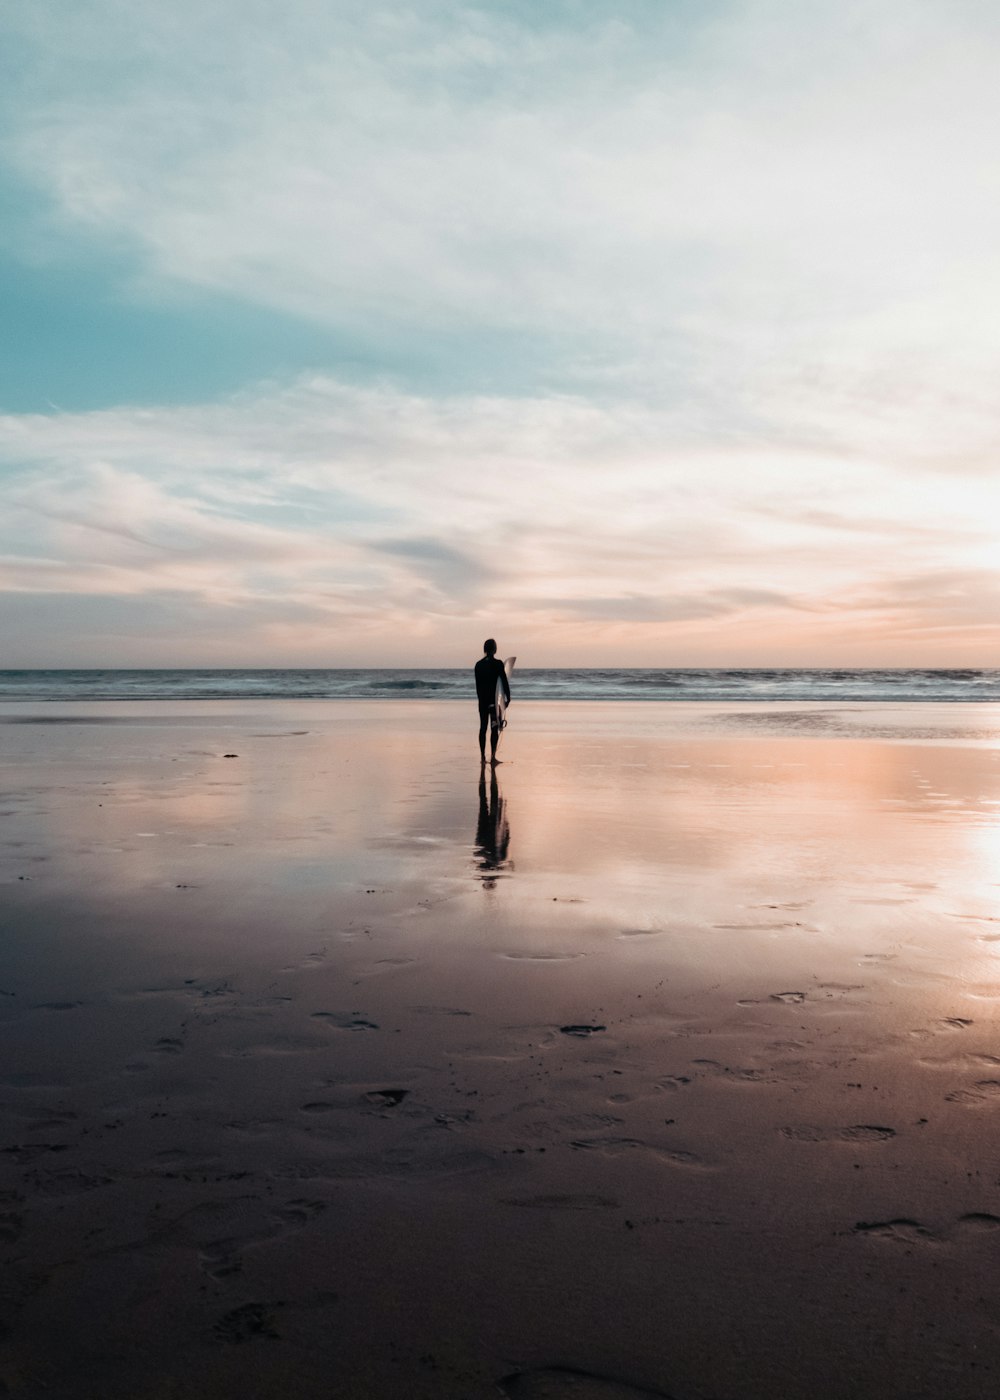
[0,668,998,703]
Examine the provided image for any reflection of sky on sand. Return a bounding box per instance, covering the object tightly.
[3,701,999,877]
[2,704,999,976]
[3,718,996,959]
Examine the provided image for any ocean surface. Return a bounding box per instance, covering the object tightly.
[1,669,998,703]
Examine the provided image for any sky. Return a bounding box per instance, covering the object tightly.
[1,0,999,668]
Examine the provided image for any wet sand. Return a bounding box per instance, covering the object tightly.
[2,700,1000,1399]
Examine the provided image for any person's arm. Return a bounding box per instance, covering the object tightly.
[501,660,511,704]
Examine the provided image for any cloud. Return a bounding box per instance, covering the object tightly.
[529,586,805,624]
[1,374,996,664]
[6,0,1000,452]
[845,567,1000,636]
[371,535,497,601]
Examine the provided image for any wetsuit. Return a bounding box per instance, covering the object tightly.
[475,654,510,714]
[475,654,510,755]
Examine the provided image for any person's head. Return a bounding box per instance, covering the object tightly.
[483,638,497,656]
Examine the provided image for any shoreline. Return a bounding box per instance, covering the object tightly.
[2,665,999,708]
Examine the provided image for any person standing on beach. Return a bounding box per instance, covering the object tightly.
[475,638,510,765]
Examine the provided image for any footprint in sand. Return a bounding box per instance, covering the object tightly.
[909,1018,973,1039]
[1,1144,69,1165]
[570,1136,644,1155]
[715,921,812,931]
[310,1012,379,1031]
[275,1199,326,1226]
[854,1214,1000,1245]
[655,1148,711,1169]
[956,1213,1000,1233]
[502,952,586,962]
[212,1302,282,1344]
[770,991,806,1004]
[780,1124,896,1143]
[944,1080,1000,1106]
[364,1089,409,1108]
[917,1052,1000,1072]
[500,1367,671,1398]
[569,1137,711,1169]
[196,1195,329,1279]
[500,1194,621,1212]
[853,1218,936,1243]
[281,950,328,973]
[690,1059,778,1085]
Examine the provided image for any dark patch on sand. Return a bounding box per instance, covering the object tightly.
[364,1089,409,1107]
[414,1005,472,1017]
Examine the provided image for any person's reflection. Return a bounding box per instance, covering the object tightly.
[474,768,511,888]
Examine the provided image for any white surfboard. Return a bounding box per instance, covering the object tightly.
[495,656,516,741]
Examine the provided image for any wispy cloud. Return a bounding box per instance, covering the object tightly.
[1,375,996,663]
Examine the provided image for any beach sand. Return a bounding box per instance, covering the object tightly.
[2,699,1000,1399]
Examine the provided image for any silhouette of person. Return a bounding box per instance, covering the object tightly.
[474,638,510,766]
[475,766,510,888]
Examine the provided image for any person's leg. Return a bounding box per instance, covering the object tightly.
[490,708,500,764]
[478,707,489,761]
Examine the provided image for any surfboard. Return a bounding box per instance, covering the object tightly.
[495,656,516,743]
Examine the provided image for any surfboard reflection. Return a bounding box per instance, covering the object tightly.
[474,769,511,887]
